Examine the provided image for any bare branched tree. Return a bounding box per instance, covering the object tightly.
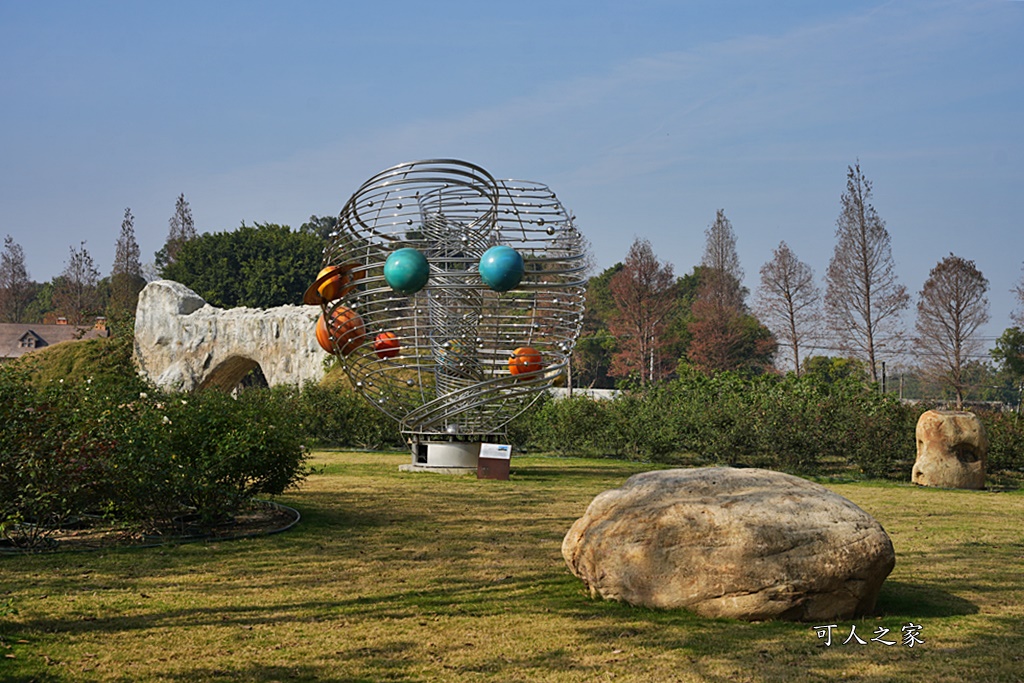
[53,242,102,325]
[915,253,990,409]
[110,207,145,315]
[756,241,821,376]
[608,238,677,384]
[824,162,909,383]
[0,235,33,323]
[700,209,745,310]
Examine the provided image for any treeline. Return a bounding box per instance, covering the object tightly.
[0,194,338,326]
[573,163,1024,411]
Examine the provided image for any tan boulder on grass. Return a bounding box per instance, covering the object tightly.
[912,410,987,490]
[562,467,895,622]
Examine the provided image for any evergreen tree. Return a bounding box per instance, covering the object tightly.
[161,222,323,308]
[109,207,146,316]
[157,193,196,271]
[573,264,623,388]
[299,214,340,242]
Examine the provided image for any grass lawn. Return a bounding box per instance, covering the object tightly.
[2,451,1023,682]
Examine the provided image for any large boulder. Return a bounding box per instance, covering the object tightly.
[912,410,987,489]
[562,467,895,621]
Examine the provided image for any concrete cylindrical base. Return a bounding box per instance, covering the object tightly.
[405,441,480,471]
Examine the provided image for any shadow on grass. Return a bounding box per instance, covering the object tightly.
[876,580,979,618]
[152,661,420,683]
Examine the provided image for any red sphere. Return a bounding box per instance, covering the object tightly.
[374,331,401,359]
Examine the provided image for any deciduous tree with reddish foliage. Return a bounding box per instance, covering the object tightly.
[607,238,677,384]
[687,294,776,375]
[687,211,776,375]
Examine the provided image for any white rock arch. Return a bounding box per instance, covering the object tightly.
[133,280,325,392]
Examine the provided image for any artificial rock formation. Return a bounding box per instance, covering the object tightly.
[134,280,324,391]
[562,467,895,622]
[912,410,987,490]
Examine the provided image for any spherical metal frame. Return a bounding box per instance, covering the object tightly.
[318,159,587,441]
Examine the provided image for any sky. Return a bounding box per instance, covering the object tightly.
[2,0,1022,351]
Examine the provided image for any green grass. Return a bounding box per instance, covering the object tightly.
[11,336,131,389]
[3,452,1023,682]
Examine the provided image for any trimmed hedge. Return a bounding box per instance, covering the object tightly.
[516,371,1022,480]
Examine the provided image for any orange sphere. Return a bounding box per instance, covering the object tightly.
[374,331,401,359]
[315,306,365,355]
[508,346,543,375]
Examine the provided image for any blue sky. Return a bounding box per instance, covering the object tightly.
[2,0,1022,348]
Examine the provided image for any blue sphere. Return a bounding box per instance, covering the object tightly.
[384,248,429,295]
[479,245,524,292]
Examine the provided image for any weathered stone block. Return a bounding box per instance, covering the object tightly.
[134,280,324,391]
[562,467,895,621]
[912,410,987,489]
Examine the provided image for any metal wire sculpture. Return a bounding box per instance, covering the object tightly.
[306,159,587,444]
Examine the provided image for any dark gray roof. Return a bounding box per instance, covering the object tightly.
[0,322,110,361]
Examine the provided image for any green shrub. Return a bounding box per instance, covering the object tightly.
[296,382,403,450]
[0,366,134,547]
[606,385,681,460]
[514,371,925,480]
[0,361,310,546]
[980,411,1024,474]
[162,389,308,528]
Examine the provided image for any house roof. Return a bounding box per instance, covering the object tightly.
[0,322,110,361]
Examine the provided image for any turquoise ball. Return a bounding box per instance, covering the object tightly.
[479,245,524,292]
[384,248,429,295]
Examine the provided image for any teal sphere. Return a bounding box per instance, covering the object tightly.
[384,248,429,295]
[479,245,524,292]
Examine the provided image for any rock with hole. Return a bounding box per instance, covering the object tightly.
[134,280,323,391]
[911,410,987,490]
[561,467,895,621]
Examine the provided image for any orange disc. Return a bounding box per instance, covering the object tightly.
[315,306,365,355]
[508,346,542,375]
[316,265,348,302]
[373,331,401,359]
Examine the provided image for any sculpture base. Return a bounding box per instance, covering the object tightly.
[402,441,480,474]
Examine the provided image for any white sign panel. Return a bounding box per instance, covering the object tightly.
[479,443,512,460]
